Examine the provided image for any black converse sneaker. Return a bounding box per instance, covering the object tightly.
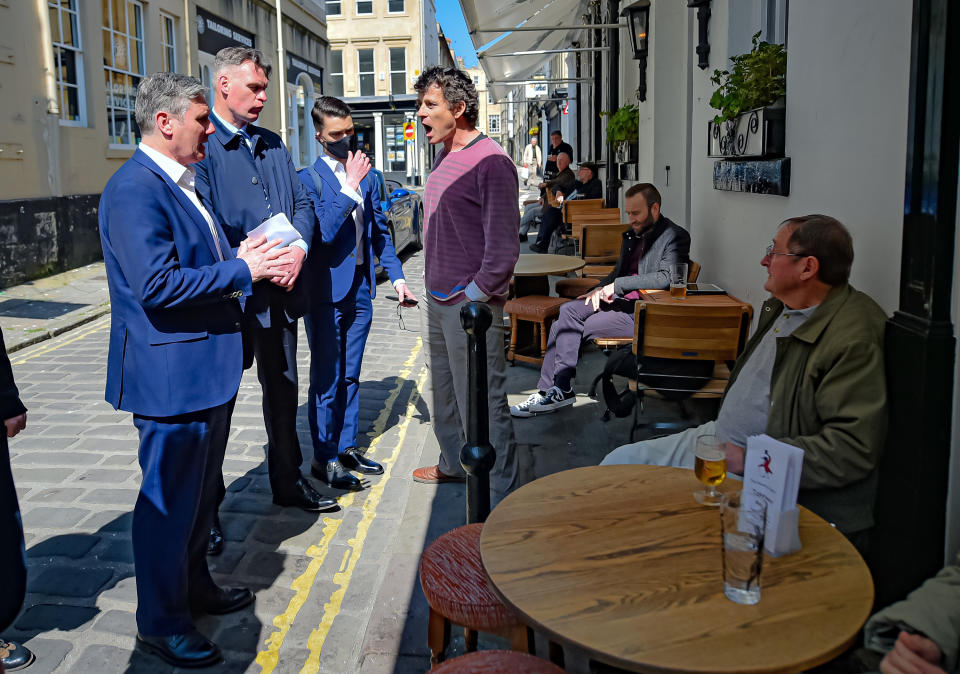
[510,386,575,417]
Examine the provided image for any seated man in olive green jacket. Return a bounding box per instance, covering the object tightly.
[602,214,888,548]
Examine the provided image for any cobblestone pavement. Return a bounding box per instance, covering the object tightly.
[4,249,446,673]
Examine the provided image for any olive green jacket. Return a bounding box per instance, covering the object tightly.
[723,283,888,534]
[864,552,960,672]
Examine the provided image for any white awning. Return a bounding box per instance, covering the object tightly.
[458,0,591,101]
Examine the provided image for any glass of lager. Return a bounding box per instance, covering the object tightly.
[669,262,688,299]
[693,434,726,506]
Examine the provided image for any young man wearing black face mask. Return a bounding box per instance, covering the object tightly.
[297,96,416,491]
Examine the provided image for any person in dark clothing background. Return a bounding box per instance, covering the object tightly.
[543,130,574,179]
[0,327,34,671]
[572,161,603,200]
[529,151,576,253]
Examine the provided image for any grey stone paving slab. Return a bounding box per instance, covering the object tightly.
[15,603,99,631]
[92,608,139,637]
[26,487,85,503]
[15,450,100,465]
[22,506,88,528]
[27,533,100,559]
[13,637,74,674]
[27,566,115,598]
[79,488,139,505]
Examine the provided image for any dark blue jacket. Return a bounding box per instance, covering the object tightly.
[195,114,314,326]
[297,157,404,304]
[99,149,251,417]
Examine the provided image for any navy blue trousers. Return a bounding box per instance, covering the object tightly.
[0,434,26,633]
[132,399,233,636]
[304,267,373,463]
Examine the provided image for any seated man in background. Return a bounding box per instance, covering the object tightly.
[512,183,689,416]
[570,161,603,201]
[602,214,887,549]
[528,151,576,253]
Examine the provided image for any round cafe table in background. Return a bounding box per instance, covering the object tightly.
[480,465,874,674]
[513,254,585,296]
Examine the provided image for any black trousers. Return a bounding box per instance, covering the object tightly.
[0,434,26,633]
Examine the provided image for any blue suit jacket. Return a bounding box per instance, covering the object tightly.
[195,114,314,326]
[297,157,404,304]
[99,149,253,418]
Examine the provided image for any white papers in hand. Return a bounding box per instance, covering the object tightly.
[247,213,301,248]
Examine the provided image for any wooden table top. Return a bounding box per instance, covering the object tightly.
[639,289,750,308]
[514,254,586,277]
[481,466,874,674]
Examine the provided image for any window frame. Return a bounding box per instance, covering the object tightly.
[387,0,405,13]
[49,0,86,126]
[102,0,146,147]
[389,46,406,95]
[160,11,176,73]
[355,0,373,15]
[329,49,344,97]
[357,48,375,96]
[488,114,501,134]
[325,0,341,17]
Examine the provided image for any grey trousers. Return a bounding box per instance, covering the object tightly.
[537,299,636,392]
[600,421,716,468]
[519,203,541,235]
[421,294,520,505]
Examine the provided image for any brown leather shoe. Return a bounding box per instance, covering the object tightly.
[412,465,466,484]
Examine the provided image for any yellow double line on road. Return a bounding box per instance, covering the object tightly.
[256,338,427,674]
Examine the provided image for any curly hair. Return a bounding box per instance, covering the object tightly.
[414,66,479,127]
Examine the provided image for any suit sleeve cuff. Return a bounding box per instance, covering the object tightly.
[464,280,490,302]
[340,184,363,205]
[289,239,308,254]
[392,278,406,291]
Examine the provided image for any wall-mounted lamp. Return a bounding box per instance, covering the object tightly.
[687,0,712,70]
[621,0,650,101]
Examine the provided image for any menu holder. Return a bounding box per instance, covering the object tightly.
[742,434,804,557]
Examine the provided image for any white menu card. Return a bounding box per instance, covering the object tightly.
[742,434,804,556]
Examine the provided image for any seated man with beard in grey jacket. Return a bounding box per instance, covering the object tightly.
[511,183,690,417]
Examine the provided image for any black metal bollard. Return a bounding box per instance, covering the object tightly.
[458,302,496,524]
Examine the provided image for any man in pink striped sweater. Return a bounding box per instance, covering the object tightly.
[411,66,521,505]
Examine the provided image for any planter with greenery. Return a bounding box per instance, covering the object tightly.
[602,103,639,162]
[707,32,786,158]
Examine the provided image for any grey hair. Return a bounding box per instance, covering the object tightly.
[135,72,206,134]
[214,47,273,79]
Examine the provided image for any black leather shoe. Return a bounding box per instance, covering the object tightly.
[191,585,255,615]
[0,640,36,671]
[338,448,384,475]
[273,477,340,512]
[207,513,224,556]
[311,459,364,491]
[136,631,221,668]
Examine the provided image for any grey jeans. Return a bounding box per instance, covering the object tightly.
[421,295,520,505]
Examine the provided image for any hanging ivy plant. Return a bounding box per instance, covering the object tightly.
[601,103,639,146]
[709,32,786,124]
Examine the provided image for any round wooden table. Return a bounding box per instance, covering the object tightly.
[513,254,585,297]
[481,465,874,674]
[514,254,586,277]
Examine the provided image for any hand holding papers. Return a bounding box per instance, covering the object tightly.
[742,434,804,556]
[247,213,302,249]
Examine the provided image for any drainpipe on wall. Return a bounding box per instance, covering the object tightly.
[275,0,288,145]
[35,0,62,196]
[182,0,193,76]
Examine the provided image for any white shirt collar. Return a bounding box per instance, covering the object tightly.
[320,151,345,174]
[138,142,194,187]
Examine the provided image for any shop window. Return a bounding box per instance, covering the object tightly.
[389,47,406,95]
[103,0,145,146]
[160,12,176,72]
[330,50,344,96]
[49,0,86,125]
[358,48,375,96]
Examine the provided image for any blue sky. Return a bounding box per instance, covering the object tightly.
[436,0,478,67]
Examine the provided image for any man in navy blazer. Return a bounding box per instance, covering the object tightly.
[298,96,416,490]
[99,72,286,667]
[195,48,335,535]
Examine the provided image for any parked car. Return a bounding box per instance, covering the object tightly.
[373,167,422,256]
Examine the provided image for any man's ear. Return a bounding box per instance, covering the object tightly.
[216,74,230,97]
[650,202,661,221]
[799,255,820,281]
[155,110,174,137]
[451,100,466,119]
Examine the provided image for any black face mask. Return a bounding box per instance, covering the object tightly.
[323,134,358,159]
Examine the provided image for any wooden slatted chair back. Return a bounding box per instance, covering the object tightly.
[562,198,604,223]
[580,223,625,264]
[632,303,751,362]
[570,210,621,241]
[688,259,701,282]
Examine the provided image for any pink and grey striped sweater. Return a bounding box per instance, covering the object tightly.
[423,135,520,306]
